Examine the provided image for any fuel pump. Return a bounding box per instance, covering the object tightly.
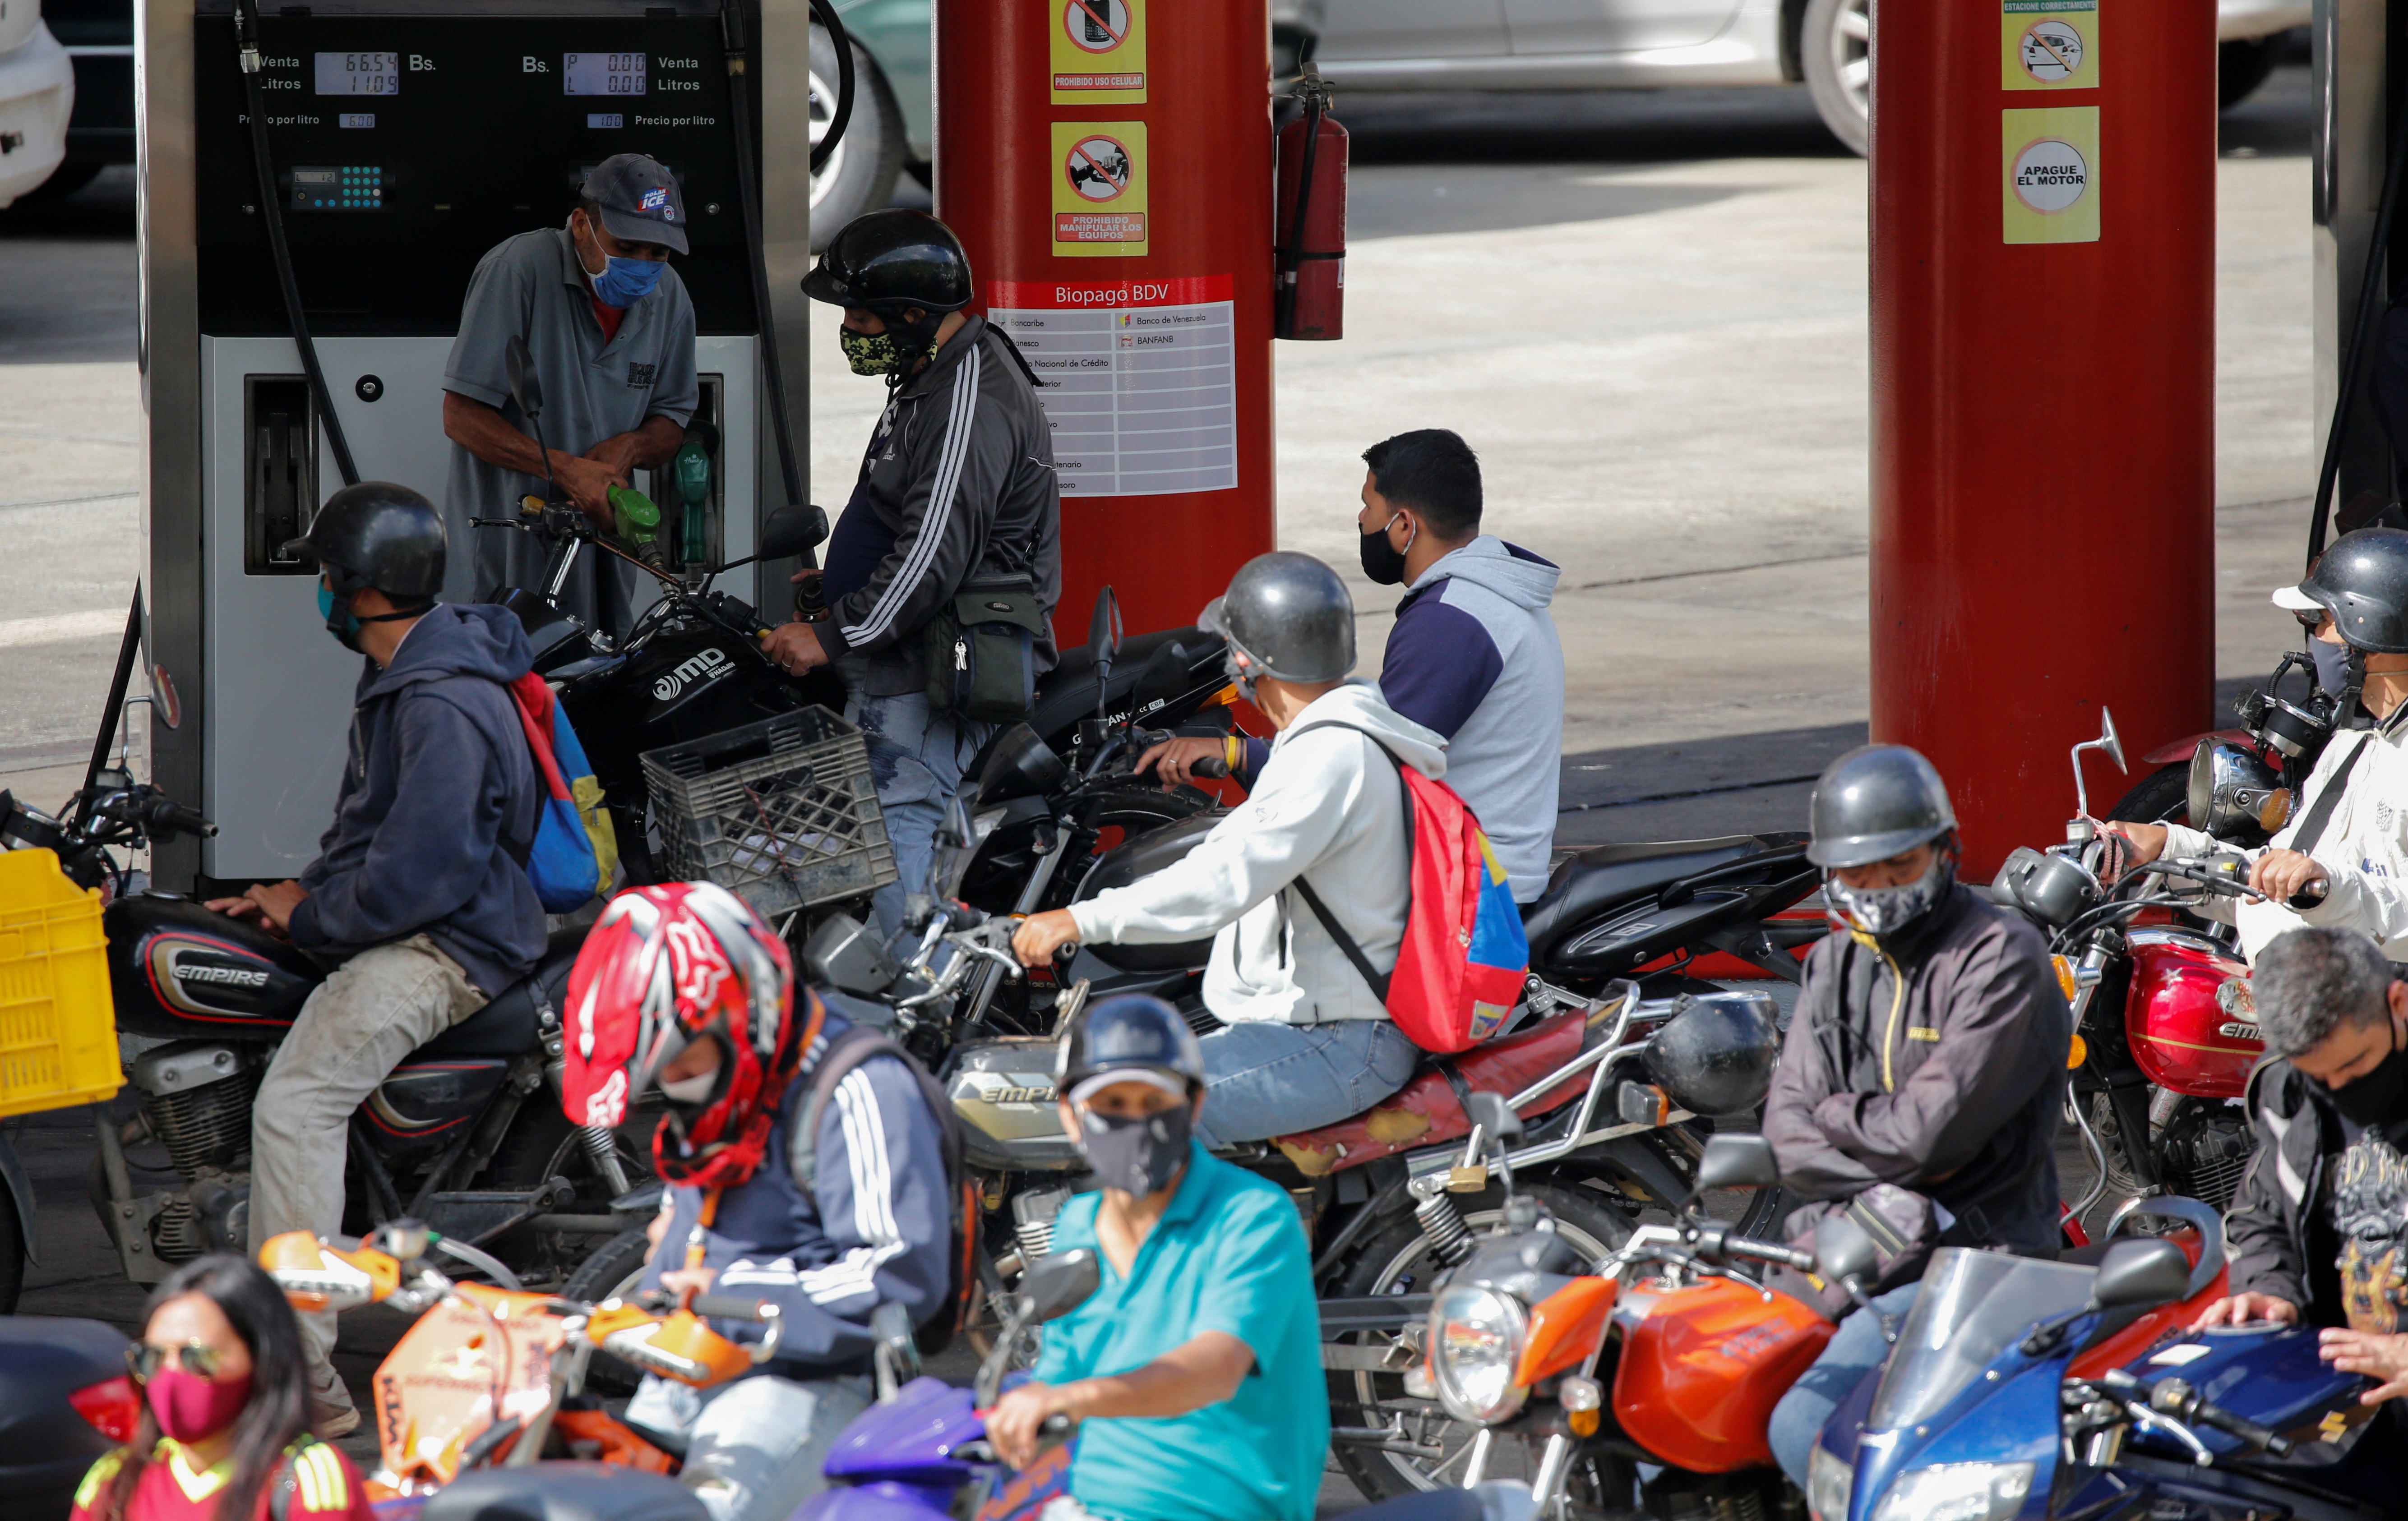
[139,0,814,892]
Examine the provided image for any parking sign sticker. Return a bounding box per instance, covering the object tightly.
[2001,106,2098,244]
[1052,0,1146,104]
[2001,0,2098,91]
[1052,122,1148,255]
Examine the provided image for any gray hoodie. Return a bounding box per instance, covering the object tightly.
[1381,538,1565,900]
[1071,682,1447,1026]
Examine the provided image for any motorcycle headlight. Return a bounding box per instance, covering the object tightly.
[1867,1462,2033,1521]
[1807,1445,1853,1521]
[1428,1284,1529,1426]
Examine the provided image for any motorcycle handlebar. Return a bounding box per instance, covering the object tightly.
[1727,1235,1816,1272]
[2148,1377,2293,1457]
[144,798,218,839]
[690,1293,777,1323]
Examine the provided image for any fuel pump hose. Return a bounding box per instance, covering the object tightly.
[2307,76,2408,563]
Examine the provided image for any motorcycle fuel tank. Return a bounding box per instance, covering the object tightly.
[559,620,805,797]
[1610,1277,1831,1473]
[103,896,320,1039]
[2124,927,2260,1098]
[1070,813,1216,972]
[946,1039,1083,1171]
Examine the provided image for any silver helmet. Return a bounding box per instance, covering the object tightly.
[2289,528,2408,654]
[1198,551,1356,685]
[1806,745,1958,870]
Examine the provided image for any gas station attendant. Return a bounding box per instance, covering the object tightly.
[440,152,699,635]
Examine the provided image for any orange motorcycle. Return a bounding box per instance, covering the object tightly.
[1403,1104,2223,1519]
[259,1222,781,1499]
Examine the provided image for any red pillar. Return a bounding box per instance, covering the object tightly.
[1869,0,2217,875]
[935,0,1276,640]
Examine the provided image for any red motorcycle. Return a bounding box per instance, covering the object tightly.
[1992,710,2263,1219]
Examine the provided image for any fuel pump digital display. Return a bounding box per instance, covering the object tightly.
[314,52,401,95]
[563,52,645,95]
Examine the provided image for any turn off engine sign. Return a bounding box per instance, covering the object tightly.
[2001,106,2098,244]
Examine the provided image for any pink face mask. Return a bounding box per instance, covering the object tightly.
[144,1363,253,1443]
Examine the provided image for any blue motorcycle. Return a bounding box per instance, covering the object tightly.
[1810,1198,2390,1521]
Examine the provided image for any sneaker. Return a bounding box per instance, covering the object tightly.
[309,1369,361,1439]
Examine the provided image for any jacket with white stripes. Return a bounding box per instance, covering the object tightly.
[819,314,1063,698]
[639,1012,955,1374]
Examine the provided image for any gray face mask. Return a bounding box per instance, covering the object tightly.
[1826,853,1953,938]
[2311,635,2353,697]
[1078,1102,1192,1196]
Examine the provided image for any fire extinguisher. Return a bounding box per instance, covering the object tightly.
[1276,65,1347,341]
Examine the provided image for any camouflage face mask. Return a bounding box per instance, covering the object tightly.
[839,327,906,376]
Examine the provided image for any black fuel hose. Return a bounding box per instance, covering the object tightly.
[2307,83,2408,563]
[231,0,360,489]
[806,0,855,177]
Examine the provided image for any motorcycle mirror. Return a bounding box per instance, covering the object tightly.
[1019,1246,1101,1323]
[976,724,1071,805]
[1464,1091,1524,1148]
[2069,706,2127,820]
[758,503,830,562]
[802,912,902,997]
[1693,1133,1780,1194]
[504,335,543,419]
[1813,1212,1880,1286]
[2089,1237,2191,1312]
[1088,587,1123,680]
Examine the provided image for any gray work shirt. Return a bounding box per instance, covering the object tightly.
[442,225,698,633]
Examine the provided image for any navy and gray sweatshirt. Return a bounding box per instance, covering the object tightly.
[289,604,546,995]
[642,1012,955,1375]
[1237,538,1564,900]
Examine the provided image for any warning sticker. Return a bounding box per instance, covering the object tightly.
[1052,121,1148,256]
[990,275,1238,498]
[2001,106,2098,244]
[2001,0,2097,91]
[1052,0,1146,104]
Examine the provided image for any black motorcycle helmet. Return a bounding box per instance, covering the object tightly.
[1641,991,1779,1117]
[1057,994,1205,1101]
[1805,744,1958,870]
[2291,528,2408,654]
[286,481,444,646]
[802,209,972,359]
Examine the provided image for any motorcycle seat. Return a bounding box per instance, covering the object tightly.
[411,926,585,1060]
[421,1463,707,1521]
[1521,834,1803,963]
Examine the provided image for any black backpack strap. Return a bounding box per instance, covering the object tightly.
[1278,719,1415,1008]
[790,1023,963,1196]
[2288,731,2373,857]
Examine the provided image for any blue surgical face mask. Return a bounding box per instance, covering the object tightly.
[591,254,666,308]
[317,583,362,649]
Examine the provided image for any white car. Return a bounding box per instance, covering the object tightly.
[1303,0,2309,156]
[0,0,73,208]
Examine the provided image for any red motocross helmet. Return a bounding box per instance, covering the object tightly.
[560,882,819,1189]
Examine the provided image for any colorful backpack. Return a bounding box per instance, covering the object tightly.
[1286,722,1530,1052]
[506,672,619,912]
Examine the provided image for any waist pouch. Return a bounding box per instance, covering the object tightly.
[925,574,1046,723]
[1773,1183,1944,1319]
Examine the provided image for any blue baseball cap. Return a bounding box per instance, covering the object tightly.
[582,153,688,256]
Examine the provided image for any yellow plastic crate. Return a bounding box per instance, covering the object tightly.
[0,848,120,1119]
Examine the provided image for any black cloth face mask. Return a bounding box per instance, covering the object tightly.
[1078,1101,1192,1196]
[2328,1021,2408,1127]
[1359,512,1414,586]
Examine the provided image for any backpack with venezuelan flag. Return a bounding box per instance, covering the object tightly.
[507,672,618,912]
[1286,721,1530,1053]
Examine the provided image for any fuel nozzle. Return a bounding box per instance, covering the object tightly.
[607,483,665,566]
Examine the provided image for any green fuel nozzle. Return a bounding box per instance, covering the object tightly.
[607,483,661,545]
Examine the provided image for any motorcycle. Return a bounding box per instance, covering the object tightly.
[2100,645,2343,831]
[1990,710,2265,1216]
[1812,1197,2386,1521]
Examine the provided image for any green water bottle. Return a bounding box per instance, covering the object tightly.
[672,439,712,566]
[607,482,661,547]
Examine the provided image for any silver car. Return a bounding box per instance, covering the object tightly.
[1302,0,2308,156]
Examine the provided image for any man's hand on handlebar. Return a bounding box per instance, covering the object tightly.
[659,1264,719,1304]
[2249,848,2329,906]
[985,1379,1081,1471]
[2099,821,2169,875]
[760,621,829,675]
[1136,737,1228,790]
[203,879,307,939]
[1013,909,1081,968]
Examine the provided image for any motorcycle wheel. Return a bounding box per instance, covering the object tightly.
[560,1227,657,1396]
[479,1111,655,1289]
[1327,1180,1633,1503]
[2106,764,2189,826]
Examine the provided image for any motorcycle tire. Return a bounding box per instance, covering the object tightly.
[560,1227,657,1396]
[1326,1180,1634,1503]
[479,1110,655,1290]
[2106,764,2189,826]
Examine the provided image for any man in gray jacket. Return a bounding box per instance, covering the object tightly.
[1141,429,1564,901]
[1761,744,2070,1489]
[762,211,1061,936]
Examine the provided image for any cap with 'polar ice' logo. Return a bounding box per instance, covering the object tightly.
[582,152,689,255]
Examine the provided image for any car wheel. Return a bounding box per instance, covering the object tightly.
[811,29,906,252]
[1802,0,1872,158]
[2218,35,2284,111]
[18,160,103,205]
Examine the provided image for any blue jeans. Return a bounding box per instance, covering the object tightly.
[1189,1018,1423,1147]
[1768,1281,1919,1489]
[846,689,994,942]
[625,1371,872,1521]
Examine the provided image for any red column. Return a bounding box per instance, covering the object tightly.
[1869,0,2217,875]
[935,0,1276,640]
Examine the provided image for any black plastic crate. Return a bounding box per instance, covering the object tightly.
[639,707,897,918]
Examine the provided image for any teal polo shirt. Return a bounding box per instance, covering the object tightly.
[1033,1142,1326,1521]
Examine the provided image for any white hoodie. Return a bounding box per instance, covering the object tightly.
[1069,681,1447,1026]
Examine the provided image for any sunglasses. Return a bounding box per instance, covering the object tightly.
[127,1340,230,1383]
